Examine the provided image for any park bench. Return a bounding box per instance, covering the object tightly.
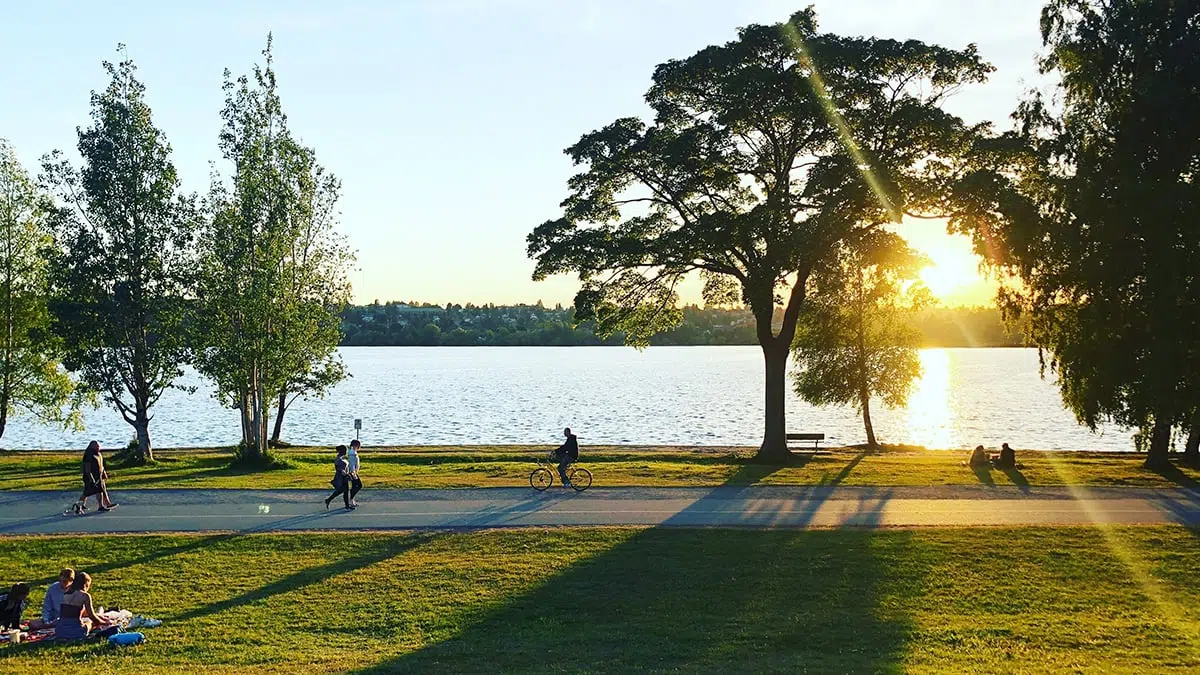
[786,432,825,450]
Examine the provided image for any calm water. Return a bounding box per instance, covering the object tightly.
[1,347,1134,451]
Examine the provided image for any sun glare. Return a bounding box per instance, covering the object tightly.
[894,223,993,306]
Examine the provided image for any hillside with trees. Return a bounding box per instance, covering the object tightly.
[340,301,1029,348]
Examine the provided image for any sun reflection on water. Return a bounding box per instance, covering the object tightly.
[905,349,953,449]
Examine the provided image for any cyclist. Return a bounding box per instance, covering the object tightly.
[552,427,579,488]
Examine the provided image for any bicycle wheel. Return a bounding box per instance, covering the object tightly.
[567,467,592,492]
[529,467,554,491]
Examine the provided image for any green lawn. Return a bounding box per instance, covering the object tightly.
[2,445,1199,491]
[0,527,1198,673]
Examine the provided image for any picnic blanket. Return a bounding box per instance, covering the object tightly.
[0,611,159,646]
[0,623,55,645]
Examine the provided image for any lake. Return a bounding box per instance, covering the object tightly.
[1,347,1134,451]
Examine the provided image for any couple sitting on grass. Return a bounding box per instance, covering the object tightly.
[325,440,364,510]
[1,569,118,641]
[968,443,1018,469]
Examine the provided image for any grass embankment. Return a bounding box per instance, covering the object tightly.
[1,527,1198,673]
[2,445,1199,491]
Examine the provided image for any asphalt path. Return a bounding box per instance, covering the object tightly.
[0,485,1197,534]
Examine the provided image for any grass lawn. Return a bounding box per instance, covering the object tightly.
[0,526,1198,673]
[2,445,1199,491]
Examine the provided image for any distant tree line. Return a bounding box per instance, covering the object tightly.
[340,301,1029,349]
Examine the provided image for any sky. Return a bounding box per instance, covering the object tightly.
[0,0,1049,307]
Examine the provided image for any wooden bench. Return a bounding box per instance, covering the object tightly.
[786,433,825,449]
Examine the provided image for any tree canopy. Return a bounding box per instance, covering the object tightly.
[529,8,992,459]
[41,53,198,462]
[792,231,930,449]
[0,140,81,439]
[950,0,1200,467]
[197,37,353,462]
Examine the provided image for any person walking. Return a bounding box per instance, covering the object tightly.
[75,441,117,513]
[347,440,363,507]
[324,445,354,510]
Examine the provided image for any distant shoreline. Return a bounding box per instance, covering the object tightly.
[331,343,1032,349]
[0,444,1141,455]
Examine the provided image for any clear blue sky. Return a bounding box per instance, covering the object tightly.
[1,0,1046,306]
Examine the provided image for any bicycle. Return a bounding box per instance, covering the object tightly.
[529,452,592,492]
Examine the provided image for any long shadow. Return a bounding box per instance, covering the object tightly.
[0,514,67,534]
[357,530,913,672]
[659,451,879,529]
[1152,463,1200,492]
[971,464,996,487]
[1001,467,1032,494]
[174,533,436,623]
[14,532,244,589]
[111,461,277,490]
[355,451,913,673]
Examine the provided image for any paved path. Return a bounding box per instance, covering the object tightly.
[0,486,1197,534]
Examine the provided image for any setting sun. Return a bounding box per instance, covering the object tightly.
[894,221,996,306]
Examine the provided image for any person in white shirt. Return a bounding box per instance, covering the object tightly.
[347,440,363,507]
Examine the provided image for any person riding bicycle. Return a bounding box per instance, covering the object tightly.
[551,427,579,488]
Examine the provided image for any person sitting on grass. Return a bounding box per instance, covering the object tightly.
[0,582,30,629]
[993,442,1016,469]
[552,427,579,488]
[967,445,989,468]
[54,573,113,642]
[31,568,74,629]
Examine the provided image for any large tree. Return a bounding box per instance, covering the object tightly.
[0,140,80,440]
[197,38,353,463]
[527,9,992,459]
[792,232,929,449]
[42,53,197,462]
[950,0,1200,468]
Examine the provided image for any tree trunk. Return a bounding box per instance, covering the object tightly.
[133,403,153,463]
[1144,414,1172,470]
[1184,413,1199,463]
[271,391,286,445]
[758,341,791,462]
[861,390,877,450]
[239,392,252,450]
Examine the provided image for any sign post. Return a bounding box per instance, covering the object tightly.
[354,418,362,441]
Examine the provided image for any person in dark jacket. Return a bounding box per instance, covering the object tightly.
[552,428,579,488]
[0,582,30,629]
[324,445,354,510]
[994,442,1016,469]
[77,441,117,512]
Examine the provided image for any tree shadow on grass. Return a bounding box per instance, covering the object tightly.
[110,460,279,489]
[722,453,813,485]
[173,533,437,623]
[354,451,910,673]
[355,526,916,673]
[1151,463,1200,492]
